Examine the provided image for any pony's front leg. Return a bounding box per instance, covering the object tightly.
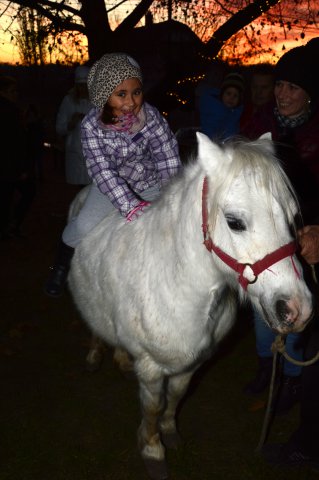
[137,372,167,480]
[159,370,194,449]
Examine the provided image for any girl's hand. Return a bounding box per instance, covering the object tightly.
[126,201,151,223]
[298,225,319,264]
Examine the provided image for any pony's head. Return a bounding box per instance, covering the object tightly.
[196,132,313,334]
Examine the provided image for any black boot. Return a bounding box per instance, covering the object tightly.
[243,356,274,396]
[44,240,74,298]
[272,374,301,416]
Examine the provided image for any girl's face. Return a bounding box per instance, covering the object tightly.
[274,80,310,118]
[108,77,143,118]
[221,86,240,108]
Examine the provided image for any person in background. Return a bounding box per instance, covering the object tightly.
[240,63,275,131]
[56,65,92,189]
[241,38,319,415]
[199,71,245,141]
[0,75,36,240]
[262,224,319,468]
[44,53,181,298]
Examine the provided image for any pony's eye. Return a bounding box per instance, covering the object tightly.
[225,215,246,231]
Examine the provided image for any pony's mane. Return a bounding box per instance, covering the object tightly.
[207,138,300,233]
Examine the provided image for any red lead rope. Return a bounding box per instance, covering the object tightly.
[201,177,299,291]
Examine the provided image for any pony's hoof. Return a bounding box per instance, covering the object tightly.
[161,431,182,450]
[142,457,169,480]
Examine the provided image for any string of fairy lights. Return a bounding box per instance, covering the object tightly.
[166,72,205,107]
[164,48,222,111]
[163,0,284,112]
[162,0,300,112]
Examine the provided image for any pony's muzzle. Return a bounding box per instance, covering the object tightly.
[274,296,313,333]
[260,293,313,334]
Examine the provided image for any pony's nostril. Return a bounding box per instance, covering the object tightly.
[276,299,290,323]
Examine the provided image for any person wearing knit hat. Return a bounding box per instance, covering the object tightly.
[199,70,245,140]
[44,52,181,297]
[220,72,244,110]
[241,40,319,424]
[275,42,318,108]
[274,45,315,117]
[259,42,319,472]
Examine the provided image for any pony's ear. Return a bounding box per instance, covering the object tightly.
[259,132,272,141]
[258,132,275,154]
[196,132,230,175]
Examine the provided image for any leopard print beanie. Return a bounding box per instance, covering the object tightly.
[87,53,143,109]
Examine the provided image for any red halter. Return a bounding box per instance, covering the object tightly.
[201,177,299,291]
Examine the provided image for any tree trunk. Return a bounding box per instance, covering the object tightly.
[80,0,113,61]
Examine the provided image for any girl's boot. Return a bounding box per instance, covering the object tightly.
[44,240,74,297]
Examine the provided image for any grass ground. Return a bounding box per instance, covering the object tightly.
[0,152,316,480]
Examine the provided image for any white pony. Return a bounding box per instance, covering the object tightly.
[68,133,313,480]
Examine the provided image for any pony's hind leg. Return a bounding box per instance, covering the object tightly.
[113,347,135,379]
[159,370,194,449]
[85,334,106,372]
[136,363,168,480]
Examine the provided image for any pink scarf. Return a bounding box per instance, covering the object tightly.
[106,107,146,134]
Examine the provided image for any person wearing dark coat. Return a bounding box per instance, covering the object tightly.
[0,75,36,239]
[259,37,319,468]
[241,38,319,416]
[262,224,319,469]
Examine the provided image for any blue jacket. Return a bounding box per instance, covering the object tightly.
[199,87,243,141]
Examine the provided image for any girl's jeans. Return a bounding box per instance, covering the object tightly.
[62,183,160,248]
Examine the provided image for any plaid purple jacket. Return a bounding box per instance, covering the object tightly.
[81,102,181,216]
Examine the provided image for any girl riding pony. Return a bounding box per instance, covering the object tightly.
[45,53,181,297]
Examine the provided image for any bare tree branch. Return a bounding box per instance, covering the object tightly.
[0,0,316,64]
[205,0,281,56]
[1,0,85,31]
[114,0,154,32]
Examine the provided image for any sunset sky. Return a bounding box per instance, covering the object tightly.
[0,1,318,65]
[1,31,17,64]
